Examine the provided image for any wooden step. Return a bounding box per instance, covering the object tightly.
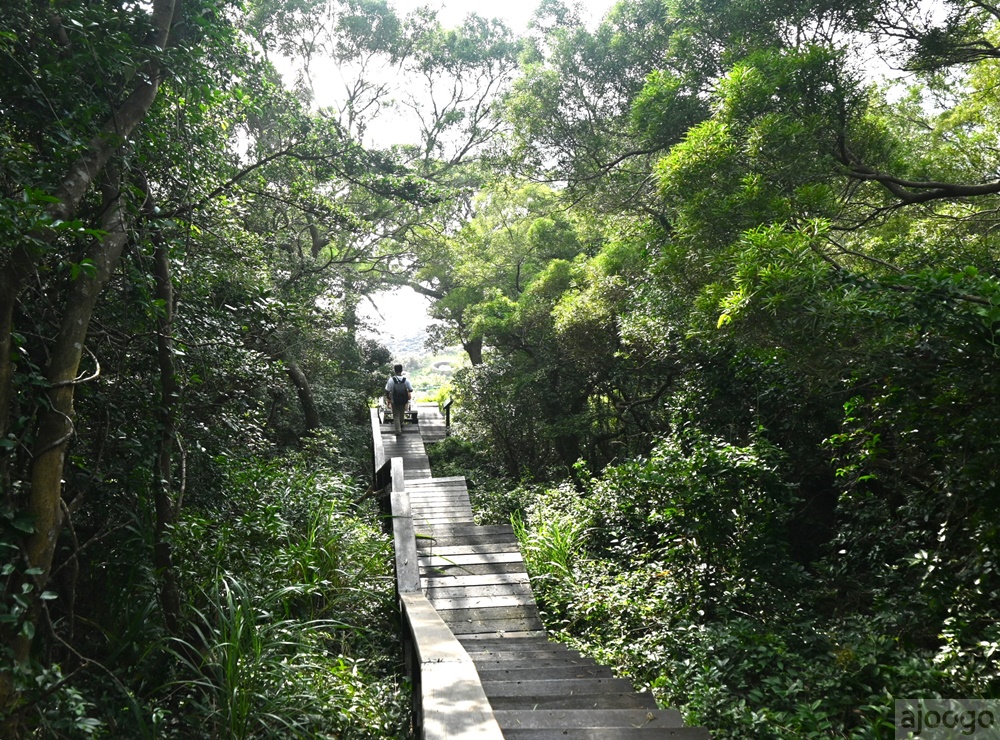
[424,582,535,600]
[429,594,537,610]
[417,531,520,547]
[406,475,469,485]
[419,543,522,556]
[480,677,646,700]
[476,664,613,682]
[443,615,545,636]
[417,523,516,537]
[458,635,557,648]
[422,561,528,577]
[472,655,601,671]
[419,551,525,567]
[465,644,580,660]
[439,604,541,622]
[493,708,683,730]
[488,690,657,710]
[501,728,712,739]
[423,571,530,586]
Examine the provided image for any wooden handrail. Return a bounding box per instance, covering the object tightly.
[372,406,503,739]
[442,397,453,433]
[401,593,503,739]
[389,457,420,594]
[371,408,387,479]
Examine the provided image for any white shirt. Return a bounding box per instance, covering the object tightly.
[385,375,413,401]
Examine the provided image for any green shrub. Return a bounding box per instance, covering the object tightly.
[506,428,965,738]
[23,452,411,739]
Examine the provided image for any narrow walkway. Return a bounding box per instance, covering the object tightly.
[379,402,710,739]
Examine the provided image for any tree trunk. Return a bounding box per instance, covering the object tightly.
[152,234,183,634]
[463,336,483,366]
[284,358,322,431]
[17,181,130,662]
[0,0,180,706]
[306,213,328,258]
[0,3,174,449]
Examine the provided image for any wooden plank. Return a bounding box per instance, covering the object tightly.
[419,552,525,567]
[468,648,583,661]
[417,515,475,524]
[473,656,599,671]
[413,504,474,513]
[424,583,535,604]
[410,483,470,492]
[407,475,469,485]
[389,458,420,595]
[410,491,471,500]
[488,692,658,711]
[400,593,504,739]
[491,708,684,730]
[423,573,530,588]
[435,605,541,624]
[410,496,473,506]
[445,616,546,635]
[418,524,516,537]
[410,482,471,490]
[424,582,535,600]
[410,487,472,495]
[410,481,470,490]
[459,634,555,644]
[415,512,476,521]
[418,534,521,549]
[476,665,612,682]
[419,543,522,556]
[411,503,475,514]
[421,562,529,577]
[429,594,538,611]
[413,504,473,513]
[480,678,635,696]
[415,516,477,525]
[459,630,549,640]
[501,728,712,739]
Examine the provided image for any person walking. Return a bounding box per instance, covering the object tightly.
[384,364,413,436]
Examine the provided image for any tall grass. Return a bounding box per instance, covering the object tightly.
[512,493,590,618]
[163,576,388,739]
[156,460,409,739]
[21,454,411,738]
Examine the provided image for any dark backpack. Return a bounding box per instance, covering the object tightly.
[390,376,409,406]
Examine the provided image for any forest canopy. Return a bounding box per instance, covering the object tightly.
[2,0,999,736]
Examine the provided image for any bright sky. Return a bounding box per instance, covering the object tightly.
[392,0,617,31]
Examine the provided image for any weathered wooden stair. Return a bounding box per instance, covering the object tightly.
[374,402,710,739]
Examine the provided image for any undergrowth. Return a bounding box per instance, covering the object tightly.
[493,429,967,739]
[5,444,410,739]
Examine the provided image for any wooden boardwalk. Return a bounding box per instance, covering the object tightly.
[377,403,710,739]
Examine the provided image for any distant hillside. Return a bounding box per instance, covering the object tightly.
[384,327,429,357]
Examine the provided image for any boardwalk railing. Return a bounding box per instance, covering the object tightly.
[371,409,503,740]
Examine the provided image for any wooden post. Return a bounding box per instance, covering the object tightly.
[370,408,386,484]
[443,398,453,436]
[389,458,420,595]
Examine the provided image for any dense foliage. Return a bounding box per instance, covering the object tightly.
[0,0,451,734]
[423,0,1000,737]
[5,0,1000,736]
